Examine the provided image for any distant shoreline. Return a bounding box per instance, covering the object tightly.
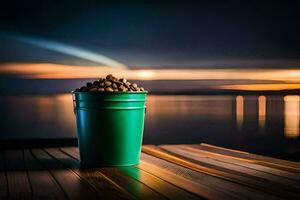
[1,76,300,96]
[1,89,300,96]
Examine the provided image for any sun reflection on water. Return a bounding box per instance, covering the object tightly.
[236,96,244,131]
[0,93,299,141]
[258,96,266,133]
[284,95,300,138]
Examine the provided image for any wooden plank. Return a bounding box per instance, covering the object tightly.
[199,143,300,173]
[200,143,300,168]
[142,145,299,199]
[140,152,279,200]
[118,167,202,200]
[4,150,32,200]
[160,145,300,189]
[60,148,137,200]
[62,147,202,200]
[139,155,239,200]
[62,145,300,199]
[31,149,98,200]
[0,138,77,149]
[63,147,240,199]
[100,168,167,200]
[160,145,300,198]
[185,145,300,182]
[60,147,167,200]
[60,147,79,160]
[43,148,79,169]
[61,147,163,200]
[23,150,67,200]
[0,151,7,200]
[46,148,134,200]
[63,148,204,199]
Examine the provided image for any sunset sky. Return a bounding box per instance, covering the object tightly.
[1,1,300,92]
[1,1,300,68]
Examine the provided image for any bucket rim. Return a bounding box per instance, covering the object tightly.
[71,91,148,94]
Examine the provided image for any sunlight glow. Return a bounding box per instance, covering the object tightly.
[1,63,300,82]
[137,70,155,80]
[1,63,300,92]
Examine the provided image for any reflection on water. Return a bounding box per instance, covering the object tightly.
[284,95,300,138]
[258,96,266,133]
[236,96,244,131]
[0,94,75,138]
[0,94,299,159]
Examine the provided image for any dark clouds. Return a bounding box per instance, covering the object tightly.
[0,1,300,67]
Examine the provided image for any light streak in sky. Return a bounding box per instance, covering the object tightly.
[10,34,127,69]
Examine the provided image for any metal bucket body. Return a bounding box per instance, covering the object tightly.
[72,92,147,167]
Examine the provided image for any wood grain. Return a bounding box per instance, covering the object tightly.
[140,152,278,200]
[59,148,167,200]
[199,143,300,173]
[186,145,300,181]
[4,150,32,200]
[31,149,98,200]
[62,147,202,200]
[0,145,299,200]
[23,150,67,200]
[46,148,134,200]
[0,152,7,200]
[160,145,300,189]
[142,145,299,199]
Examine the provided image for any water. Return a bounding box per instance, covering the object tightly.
[0,94,299,160]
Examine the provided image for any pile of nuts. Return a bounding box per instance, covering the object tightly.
[74,74,145,92]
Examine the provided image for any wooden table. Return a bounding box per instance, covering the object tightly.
[1,143,300,200]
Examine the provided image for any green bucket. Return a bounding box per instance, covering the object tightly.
[72,91,147,168]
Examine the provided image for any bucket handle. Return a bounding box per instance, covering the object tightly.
[72,93,77,115]
[73,100,77,115]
